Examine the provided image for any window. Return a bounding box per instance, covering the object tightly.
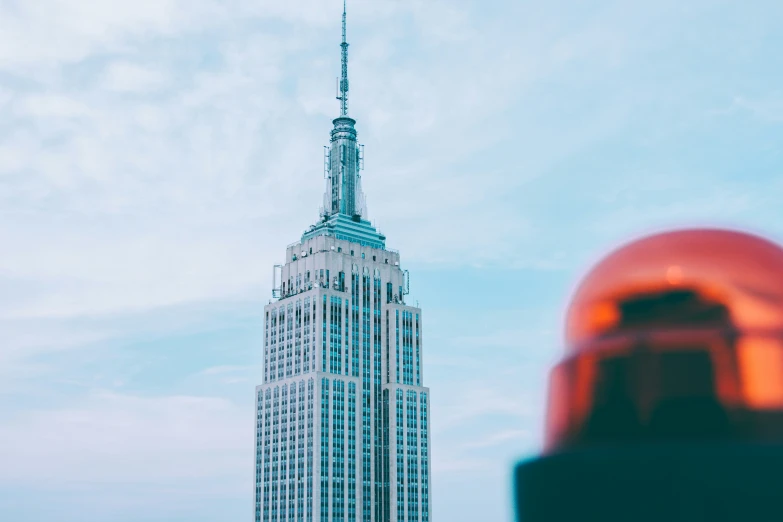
[350,250,354,256]
[338,247,342,253]
[361,252,365,259]
[373,256,376,262]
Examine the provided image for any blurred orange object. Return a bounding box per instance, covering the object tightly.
[546,228,783,452]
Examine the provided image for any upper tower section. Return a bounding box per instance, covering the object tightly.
[324,0,365,220]
[303,0,385,249]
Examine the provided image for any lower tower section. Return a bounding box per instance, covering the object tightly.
[256,377,430,522]
[256,235,430,522]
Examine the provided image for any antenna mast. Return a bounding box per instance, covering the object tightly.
[337,0,349,116]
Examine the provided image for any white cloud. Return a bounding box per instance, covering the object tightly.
[0,318,113,394]
[0,392,249,484]
[434,384,537,434]
[197,365,252,376]
[101,62,168,93]
[461,428,532,451]
[733,93,783,122]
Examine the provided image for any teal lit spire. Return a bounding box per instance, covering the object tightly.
[337,0,349,117]
[302,0,385,249]
[324,0,365,219]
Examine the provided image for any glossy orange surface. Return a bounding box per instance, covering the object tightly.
[546,229,783,452]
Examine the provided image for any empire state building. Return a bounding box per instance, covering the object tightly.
[255,3,432,522]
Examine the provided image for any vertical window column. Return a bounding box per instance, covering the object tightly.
[352,273,360,378]
[386,311,390,384]
[264,389,272,522]
[255,390,263,522]
[270,309,279,382]
[295,300,303,376]
[320,379,330,522]
[362,275,370,385]
[348,382,357,522]
[406,391,419,522]
[265,312,270,384]
[298,381,305,522]
[278,307,285,380]
[286,303,294,378]
[304,298,311,374]
[289,386,297,520]
[402,311,413,386]
[307,379,314,522]
[312,300,317,373]
[345,301,350,375]
[396,311,400,384]
[420,393,429,522]
[272,387,280,522]
[372,275,383,522]
[382,389,391,522]
[415,314,421,386]
[363,278,373,521]
[322,296,328,372]
[396,389,405,522]
[281,385,288,519]
[329,297,344,374]
[333,381,345,522]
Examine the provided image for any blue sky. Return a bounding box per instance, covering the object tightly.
[1,0,782,521]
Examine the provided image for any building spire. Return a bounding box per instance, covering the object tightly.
[303,0,383,247]
[337,0,349,116]
[321,0,364,220]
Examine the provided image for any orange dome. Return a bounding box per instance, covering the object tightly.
[546,229,783,452]
[566,228,783,349]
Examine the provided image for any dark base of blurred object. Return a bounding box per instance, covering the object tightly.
[515,443,783,522]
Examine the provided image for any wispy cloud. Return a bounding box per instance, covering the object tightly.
[102,63,169,93]
[0,392,249,485]
[733,93,783,123]
[461,429,532,451]
[196,365,251,376]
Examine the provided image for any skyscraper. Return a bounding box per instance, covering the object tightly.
[254,3,431,522]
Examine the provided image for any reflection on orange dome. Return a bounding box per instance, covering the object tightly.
[546,229,783,453]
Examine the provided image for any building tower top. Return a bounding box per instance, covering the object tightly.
[302,0,386,250]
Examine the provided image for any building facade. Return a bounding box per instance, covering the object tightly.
[254,4,431,522]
